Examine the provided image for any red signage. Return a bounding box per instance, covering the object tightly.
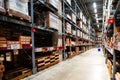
[108,18,114,24]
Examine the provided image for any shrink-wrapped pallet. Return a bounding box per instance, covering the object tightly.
[6,0,31,21]
[46,12,59,30]
[46,0,59,10]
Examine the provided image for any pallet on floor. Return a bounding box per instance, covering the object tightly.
[4,67,32,80]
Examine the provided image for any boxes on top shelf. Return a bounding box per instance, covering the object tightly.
[71,13,76,24]
[66,0,71,6]
[6,0,31,22]
[46,11,59,30]
[0,0,5,13]
[65,22,71,34]
[46,0,59,10]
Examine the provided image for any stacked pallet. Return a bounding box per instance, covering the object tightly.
[36,52,60,71]
[0,61,5,80]
[4,67,32,80]
[36,57,46,71]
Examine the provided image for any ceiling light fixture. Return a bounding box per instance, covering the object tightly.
[93,2,96,8]
[98,25,99,28]
[97,20,98,23]
[95,14,98,18]
[94,9,97,13]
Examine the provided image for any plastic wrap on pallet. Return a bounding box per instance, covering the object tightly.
[46,0,59,10]
[46,12,59,30]
[66,22,71,34]
[7,0,29,15]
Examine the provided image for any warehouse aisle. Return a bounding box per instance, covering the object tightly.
[24,48,110,80]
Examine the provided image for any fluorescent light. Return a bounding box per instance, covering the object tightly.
[93,2,96,8]
[95,14,98,18]
[94,9,97,13]
[98,25,99,28]
[97,20,98,23]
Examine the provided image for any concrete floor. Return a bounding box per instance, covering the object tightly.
[24,48,110,80]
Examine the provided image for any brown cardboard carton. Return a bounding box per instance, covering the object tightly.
[46,0,59,10]
[46,12,59,30]
[6,0,31,21]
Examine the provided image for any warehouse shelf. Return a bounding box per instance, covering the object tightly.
[0,0,96,79]
[102,1,120,80]
[0,15,31,27]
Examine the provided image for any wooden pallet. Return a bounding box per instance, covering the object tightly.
[37,62,45,68]
[7,9,31,22]
[4,67,32,80]
[37,65,47,71]
[36,57,45,63]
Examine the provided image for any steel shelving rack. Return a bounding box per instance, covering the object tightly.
[62,0,95,60]
[0,0,96,79]
[102,0,120,80]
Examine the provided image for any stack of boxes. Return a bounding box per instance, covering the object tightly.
[46,12,59,30]
[36,52,60,71]
[46,0,59,10]
[19,36,31,49]
[65,22,71,34]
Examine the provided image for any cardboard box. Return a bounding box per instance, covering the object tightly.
[46,12,59,30]
[76,47,79,54]
[72,30,76,36]
[66,22,71,34]
[71,13,76,23]
[46,0,59,10]
[66,38,70,45]
[6,0,31,21]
